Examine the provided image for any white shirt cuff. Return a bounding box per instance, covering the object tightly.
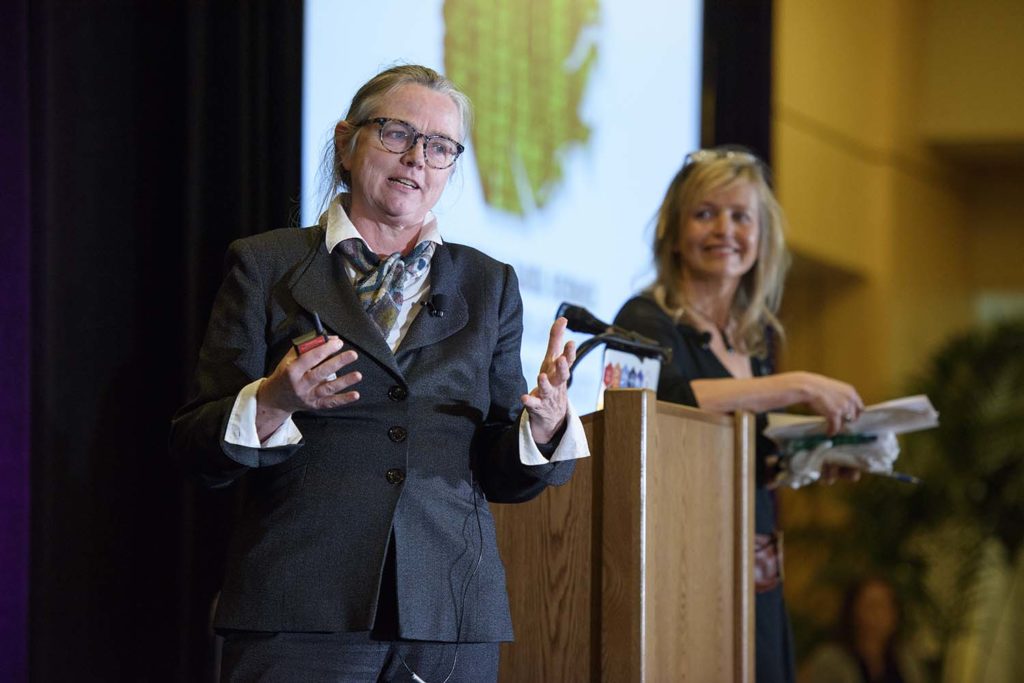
[225,379,303,448]
[518,400,591,465]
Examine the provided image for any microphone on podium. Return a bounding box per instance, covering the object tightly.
[556,303,612,335]
[556,302,672,386]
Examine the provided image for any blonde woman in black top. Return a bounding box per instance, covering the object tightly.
[615,148,864,683]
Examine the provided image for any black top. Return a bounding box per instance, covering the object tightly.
[614,294,778,535]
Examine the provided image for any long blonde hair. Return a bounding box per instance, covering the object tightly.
[649,148,790,357]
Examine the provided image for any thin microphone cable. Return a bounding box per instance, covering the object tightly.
[398,484,485,683]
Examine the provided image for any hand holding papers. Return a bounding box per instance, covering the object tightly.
[765,395,940,440]
[765,395,939,488]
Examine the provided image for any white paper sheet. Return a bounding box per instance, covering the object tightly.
[764,394,940,440]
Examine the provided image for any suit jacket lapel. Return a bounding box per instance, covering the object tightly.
[398,244,468,356]
[290,237,404,381]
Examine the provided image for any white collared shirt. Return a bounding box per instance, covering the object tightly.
[224,196,589,465]
[324,195,443,351]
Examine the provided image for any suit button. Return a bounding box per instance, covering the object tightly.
[388,426,407,443]
[388,385,408,401]
[385,468,405,485]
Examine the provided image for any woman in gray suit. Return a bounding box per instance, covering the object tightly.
[171,64,588,682]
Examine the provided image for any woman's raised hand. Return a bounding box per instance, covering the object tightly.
[522,317,576,445]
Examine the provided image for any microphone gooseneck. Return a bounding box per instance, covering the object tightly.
[556,302,609,335]
[556,302,673,387]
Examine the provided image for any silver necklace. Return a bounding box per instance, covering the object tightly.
[686,307,734,353]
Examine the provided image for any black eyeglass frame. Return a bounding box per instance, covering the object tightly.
[357,117,465,169]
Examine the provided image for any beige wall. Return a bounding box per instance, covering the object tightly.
[967,168,1024,291]
[924,0,1024,145]
[771,0,1024,400]
[772,0,1024,668]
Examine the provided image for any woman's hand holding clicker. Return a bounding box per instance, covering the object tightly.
[255,336,362,440]
[522,317,576,445]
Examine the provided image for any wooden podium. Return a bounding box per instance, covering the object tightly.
[493,389,755,682]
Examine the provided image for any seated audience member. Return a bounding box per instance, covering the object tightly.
[802,576,925,683]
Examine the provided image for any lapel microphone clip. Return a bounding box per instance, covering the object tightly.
[424,294,447,318]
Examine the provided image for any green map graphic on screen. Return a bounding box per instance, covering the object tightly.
[444,0,599,216]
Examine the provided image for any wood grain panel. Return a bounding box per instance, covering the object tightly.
[733,412,755,683]
[600,390,648,682]
[494,412,603,682]
[494,391,753,682]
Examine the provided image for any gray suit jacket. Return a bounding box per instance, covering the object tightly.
[170,225,575,641]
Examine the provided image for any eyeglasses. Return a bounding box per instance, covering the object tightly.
[683,147,764,169]
[679,146,773,186]
[655,147,772,241]
[358,117,465,170]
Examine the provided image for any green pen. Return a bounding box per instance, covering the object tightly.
[784,433,877,455]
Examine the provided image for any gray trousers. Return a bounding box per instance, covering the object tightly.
[220,631,499,683]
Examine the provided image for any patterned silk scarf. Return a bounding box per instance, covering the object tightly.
[338,238,436,338]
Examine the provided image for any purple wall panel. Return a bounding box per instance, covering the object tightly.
[0,0,30,679]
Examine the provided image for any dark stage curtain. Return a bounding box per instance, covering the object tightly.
[702,0,774,165]
[26,2,302,681]
[1,1,32,680]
